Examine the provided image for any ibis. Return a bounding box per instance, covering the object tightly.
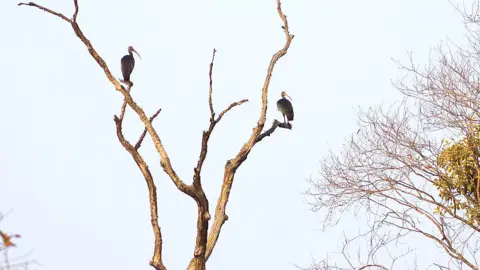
[121,46,141,86]
[277,91,294,124]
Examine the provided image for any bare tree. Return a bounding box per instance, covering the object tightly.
[17,1,294,269]
[307,3,480,270]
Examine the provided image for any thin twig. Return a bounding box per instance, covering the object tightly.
[208,49,217,120]
[18,2,71,22]
[135,108,162,150]
[72,0,79,22]
[215,99,249,124]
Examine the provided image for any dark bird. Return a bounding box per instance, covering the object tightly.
[277,91,294,124]
[121,46,141,86]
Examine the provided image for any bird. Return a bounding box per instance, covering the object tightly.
[277,91,294,125]
[120,46,141,86]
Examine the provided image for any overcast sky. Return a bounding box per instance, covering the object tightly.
[0,0,471,269]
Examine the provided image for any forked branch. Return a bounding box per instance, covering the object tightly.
[187,48,248,269]
[113,85,165,270]
[113,113,166,270]
[194,48,249,189]
[205,0,294,260]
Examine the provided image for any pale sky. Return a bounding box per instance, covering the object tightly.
[0,0,470,269]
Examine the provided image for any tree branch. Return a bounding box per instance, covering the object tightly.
[208,49,217,121]
[118,85,133,121]
[72,0,79,22]
[193,49,248,190]
[113,114,166,270]
[216,99,249,124]
[18,0,194,198]
[205,0,294,261]
[135,108,162,150]
[113,84,165,270]
[193,98,248,189]
[187,49,248,270]
[18,2,71,23]
[256,119,292,143]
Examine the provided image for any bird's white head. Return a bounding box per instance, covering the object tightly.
[281,91,292,101]
[128,46,142,59]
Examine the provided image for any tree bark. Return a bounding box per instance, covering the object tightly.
[186,258,206,270]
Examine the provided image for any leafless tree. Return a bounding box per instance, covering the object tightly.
[307,2,480,270]
[17,1,294,270]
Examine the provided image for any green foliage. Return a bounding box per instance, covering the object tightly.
[435,125,480,225]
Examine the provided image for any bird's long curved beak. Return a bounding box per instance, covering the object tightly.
[133,49,142,60]
[286,94,292,101]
